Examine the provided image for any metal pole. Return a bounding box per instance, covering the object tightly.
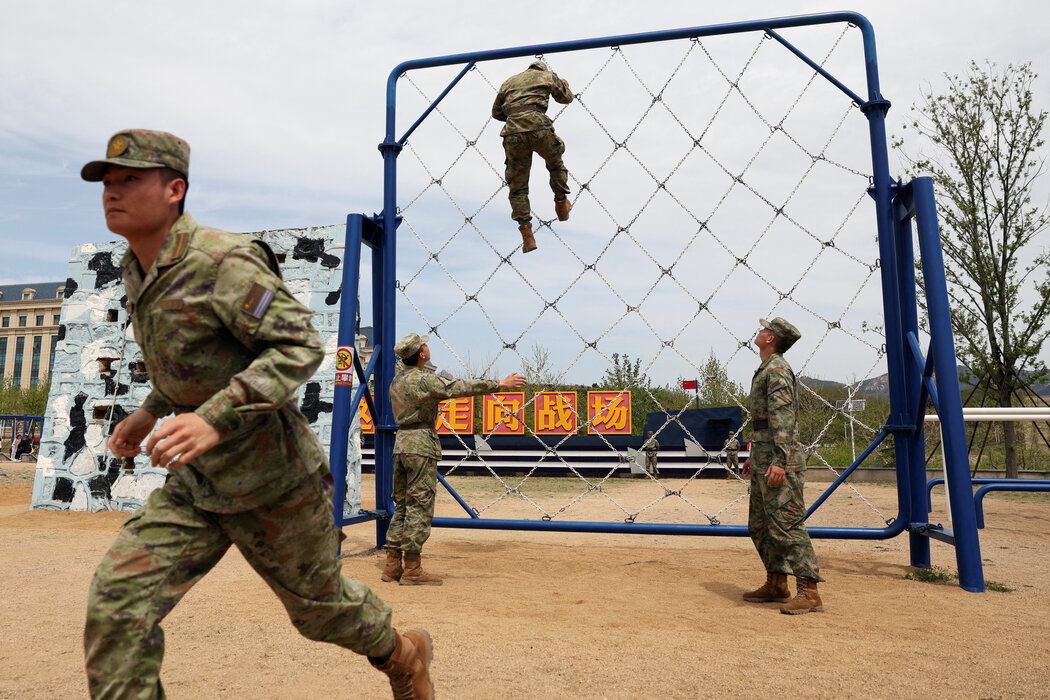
[911,176,984,592]
[330,214,365,530]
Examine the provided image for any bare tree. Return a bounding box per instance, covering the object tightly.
[895,61,1050,477]
[520,342,563,387]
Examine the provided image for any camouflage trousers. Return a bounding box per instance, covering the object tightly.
[502,128,569,223]
[726,452,739,471]
[84,469,394,700]
[748,469,823,581]
[385,453,437,554]
[645,453,658,475]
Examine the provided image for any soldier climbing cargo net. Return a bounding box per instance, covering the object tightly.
[330,13,987,591]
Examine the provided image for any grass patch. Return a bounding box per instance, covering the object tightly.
[904,567,1013,592]
[904,566,956,584]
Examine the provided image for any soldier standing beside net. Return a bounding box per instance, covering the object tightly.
[723,431,740,479]
[492,60,574,254]
[384,333,527,585]
[741,317,825,615]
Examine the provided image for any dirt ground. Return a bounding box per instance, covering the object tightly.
[2,460,1049,699]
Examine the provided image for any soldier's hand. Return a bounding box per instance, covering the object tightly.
[109,407,158,457]
[145,413,222,469]
[499,372,527,390]
[741,458,750,477]
[767,464,786,488]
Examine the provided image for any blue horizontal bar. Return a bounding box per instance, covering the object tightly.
[925,477,1050,512]
[975,483,1050,529]
[432,516,905,539]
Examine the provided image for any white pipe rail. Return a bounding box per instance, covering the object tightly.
[925,408,1050,422]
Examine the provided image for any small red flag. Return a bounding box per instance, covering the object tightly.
[682,380,697,390]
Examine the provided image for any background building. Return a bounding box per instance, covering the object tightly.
[0,282,64,388]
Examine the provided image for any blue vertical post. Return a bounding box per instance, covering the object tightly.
[853,18,920,561]
[329,215,365,529]
[892,194,930,568]
[374,73,406,549]
[911,177,983,592]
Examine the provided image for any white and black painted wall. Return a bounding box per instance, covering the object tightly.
[30,225,363,516]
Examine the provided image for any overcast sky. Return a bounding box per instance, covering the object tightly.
[1,1,1047,387]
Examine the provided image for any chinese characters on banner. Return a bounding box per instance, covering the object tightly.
[534,391,578,435]
[359,391,632,435]
[436,397,475,435]
[586,391,632,434]
[359,397,375,434]
[483,392,526,434]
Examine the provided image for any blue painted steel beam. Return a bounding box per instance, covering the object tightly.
[975,483,1050,528]
[432,516,907,539]
[329,214,365,529]
[926,477,1050,513]
[805,429,889,518]
[907,177,984,592]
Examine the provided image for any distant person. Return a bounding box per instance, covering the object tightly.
[492,60,574,253]
[15,433,33,460]
[723,431,740,479]
[741,317,824,615]
[80,128,433,698]
[385,333,526,585]
[644,430,660,477]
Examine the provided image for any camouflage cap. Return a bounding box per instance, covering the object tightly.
[394,332,429,360]
[528,60,549,71]
[81,129,190,182]
[760,317,801,349]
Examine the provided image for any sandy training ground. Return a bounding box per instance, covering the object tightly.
[2,460,1048,698]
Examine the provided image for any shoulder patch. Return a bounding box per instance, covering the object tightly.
[241,283,275,319]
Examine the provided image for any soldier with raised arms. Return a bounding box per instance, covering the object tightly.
[741,317,825,614]
[81,129,433,698]
[383,333,526,585]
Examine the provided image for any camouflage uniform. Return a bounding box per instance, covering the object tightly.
[387,363,498,554]
[724,435,740,473]
[83,213,394,699]
[643,435,659,476]
[747,352,822,581]
[492,65,574,223]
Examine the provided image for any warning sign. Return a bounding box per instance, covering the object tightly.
[335,345,354,386]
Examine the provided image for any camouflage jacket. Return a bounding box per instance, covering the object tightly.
[644,438,659,454]
[121,213,327,512]
[724,437,740,454]
[389,366,498,459]
[748,353,804,473]
[491,68,574,136]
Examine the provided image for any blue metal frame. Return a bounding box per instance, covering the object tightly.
[327,12,986,590]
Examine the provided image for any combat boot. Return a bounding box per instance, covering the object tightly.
[779,577,824,614]
[742,572,791,603]
[400,554,443,586]
[519,222,537,253]
[381,550,403,583]
[554,198,572,221]
[370,628,434,699]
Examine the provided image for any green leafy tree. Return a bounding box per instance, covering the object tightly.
[688,349,746,408]
[895,60,1050,478]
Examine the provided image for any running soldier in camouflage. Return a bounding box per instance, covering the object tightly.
[384,333,526,585]
[81,129,433,699]
[741,317,825,615]
[492,60,574,253]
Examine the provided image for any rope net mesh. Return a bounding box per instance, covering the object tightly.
[381,24,897,528]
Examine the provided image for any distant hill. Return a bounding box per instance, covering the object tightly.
[802,369,1050,397]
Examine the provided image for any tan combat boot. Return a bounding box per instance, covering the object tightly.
[370,628,434,699]
[519,222,537,253]
[400,554,443,586]
[780,577,824,614]
[381,550,403,583]
[554,198,572,221]
[742,572,791,603]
